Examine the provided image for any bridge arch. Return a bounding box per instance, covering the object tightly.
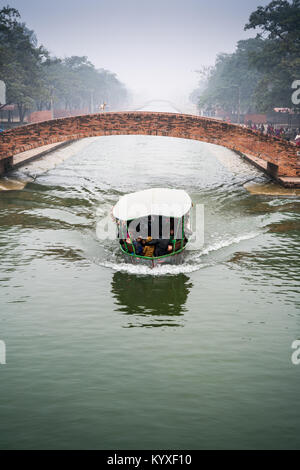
[0,112,298,180]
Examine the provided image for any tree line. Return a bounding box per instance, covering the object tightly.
[191,0,300,117]
[0,6,129,122]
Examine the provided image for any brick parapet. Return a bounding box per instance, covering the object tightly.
[0,112,298,177]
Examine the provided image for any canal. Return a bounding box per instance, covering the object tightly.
[0,104,300,449]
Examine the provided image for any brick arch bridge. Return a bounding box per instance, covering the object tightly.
[0,112,299,183]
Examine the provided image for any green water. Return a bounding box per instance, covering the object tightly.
[0,128,300,449]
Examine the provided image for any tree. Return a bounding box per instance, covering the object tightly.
[40,56,128,113]
[189,66,214,107]
[0,6,48,121]
[195,39,264,116]
[192,0,300,115]
[244,0,300,111]
[0,6,129,122]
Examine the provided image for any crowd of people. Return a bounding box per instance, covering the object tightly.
[246,121,300,145]
[117,215,190,259]
[134,237,172,257]
[124,229,178,258]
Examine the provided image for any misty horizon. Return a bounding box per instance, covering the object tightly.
[0,0,270,105]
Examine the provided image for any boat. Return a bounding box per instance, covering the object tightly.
[112,188,192,267]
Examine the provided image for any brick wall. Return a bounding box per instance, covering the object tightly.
[27,110,53,124]
[245,114,267,125]
[53,109,90,119]
[0,112,299,177]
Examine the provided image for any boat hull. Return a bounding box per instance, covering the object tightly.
[121,249,186,267]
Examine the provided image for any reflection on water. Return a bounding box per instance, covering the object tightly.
[0,177,27,191]
[1,132,300,449]
[245,182,300,196]
[111,271,192,327]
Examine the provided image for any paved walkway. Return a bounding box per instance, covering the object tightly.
[241,152,300,188]
[13,142,66,166]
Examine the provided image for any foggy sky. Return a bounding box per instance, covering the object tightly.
[1,0,270,104]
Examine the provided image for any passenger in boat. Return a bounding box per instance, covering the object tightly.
[133,237,144,255]
[143,237,155,257]
[145,238,173,257]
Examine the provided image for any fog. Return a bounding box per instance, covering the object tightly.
[1,0,270,108]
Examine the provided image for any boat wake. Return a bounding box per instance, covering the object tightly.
[95,231,262,276]
[196,231,261,257]
[98,260,208,276]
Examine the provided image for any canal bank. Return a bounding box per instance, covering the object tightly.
[235,150,300,188]
[0,139,78,176]
[2,137,300,190]
[1,137,300,195]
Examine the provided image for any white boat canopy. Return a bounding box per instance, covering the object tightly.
[113,188,192,221]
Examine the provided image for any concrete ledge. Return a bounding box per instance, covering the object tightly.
[276,176,300,188]
[9,140,78,172]
[234,150,300,188]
